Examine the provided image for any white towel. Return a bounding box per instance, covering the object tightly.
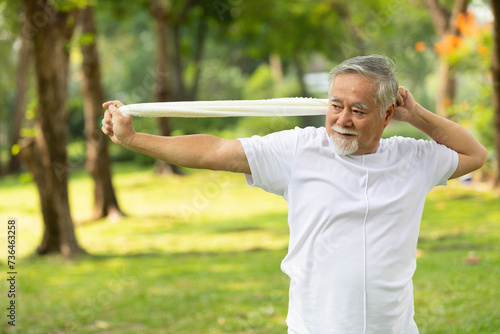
[119,97,329,118]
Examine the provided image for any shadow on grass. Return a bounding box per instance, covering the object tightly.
[113,211,289,238]
[16,246,290,333]
[78,246,287,261]
[19,245,290,274]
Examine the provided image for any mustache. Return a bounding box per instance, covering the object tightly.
[331,124,358,136]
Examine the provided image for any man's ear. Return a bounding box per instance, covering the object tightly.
[383,104,395,127]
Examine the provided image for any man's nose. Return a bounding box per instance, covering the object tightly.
[337,109,353,127]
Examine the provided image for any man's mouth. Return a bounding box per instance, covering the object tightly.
[334,131,356,137]
[331,126,358,138]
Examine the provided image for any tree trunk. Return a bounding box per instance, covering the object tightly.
[425,0,469,117]
[491,0,500,187]
[22,0,84,258]
[0,141,2,175]
[80,6,125,220]
[171,0,198,101]
[269,53,283,84]
[294,55,317,127]
[331,2,367,57]
[188,17,207,101]
[8,18,31,174]
[294,55,309,98]
[436,61,457,117]
[151,0,182,175]
[172,24,186,101]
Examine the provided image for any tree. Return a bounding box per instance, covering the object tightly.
[426,0,469,116]
[150,0,207,174]
[329,1,368,57]
[8,11,31,174]
[150,0,181,175]
[491,0,500,187]
[0,0,27,175]
[79,5,125,219]
[223,0,343,127]
[20,0,84,257]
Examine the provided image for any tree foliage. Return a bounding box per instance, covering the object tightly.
[0,0,497,178]
[434,10,492,70]
[432,9,495,150]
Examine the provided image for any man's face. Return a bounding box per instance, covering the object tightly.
[325,73,393,155]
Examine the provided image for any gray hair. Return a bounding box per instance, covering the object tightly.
[328,55,398,117]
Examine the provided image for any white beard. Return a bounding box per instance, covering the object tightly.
[329,125,359,155]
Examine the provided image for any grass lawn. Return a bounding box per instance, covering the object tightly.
[0,163,499,333]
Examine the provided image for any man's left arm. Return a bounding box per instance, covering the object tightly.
[394,87,488,179]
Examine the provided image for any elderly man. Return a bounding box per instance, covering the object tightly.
[102,55,487,333]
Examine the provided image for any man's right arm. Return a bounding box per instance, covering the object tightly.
[393,88,488,179]
[101,101,250,174]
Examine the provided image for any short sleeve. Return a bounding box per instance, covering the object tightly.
[237,128,300,196]
[415,139,459,189]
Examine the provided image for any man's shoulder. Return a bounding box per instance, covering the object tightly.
[382,135,418,144]
[280,125,325,134]
[382,136,448,150]
[381,136,427,151]
[381,136,456,162]
[294,125,325,134]
[285,126,327,138]
[289,126,328,145]
[241,126,325,152]
[259,126,326,141]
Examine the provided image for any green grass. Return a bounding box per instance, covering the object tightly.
[414,186,500,334]
[0,163,499,333]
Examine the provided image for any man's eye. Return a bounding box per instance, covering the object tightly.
[332,105,342,110]
[353,110,364,114]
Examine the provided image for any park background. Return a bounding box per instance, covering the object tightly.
[0,0,499,333]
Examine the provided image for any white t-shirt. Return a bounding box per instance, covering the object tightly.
[238,126,458,334]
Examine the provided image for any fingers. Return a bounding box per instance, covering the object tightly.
[108,103,119,114]
[102,100,125,109]
[101,101,125,137]
[102,100,135,146]
[396,86,407,106]
[108,103,129,122]
[102,108,114,136]
[396,92,404,107]
[400,86,408,97]
[101,118,114,136]
[101,126,113,136]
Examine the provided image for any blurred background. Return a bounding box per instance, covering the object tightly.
[0,0,499,333]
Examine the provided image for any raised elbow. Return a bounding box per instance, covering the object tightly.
[451,145,489,179]
[477,145,489,169]
[468,145,489,173]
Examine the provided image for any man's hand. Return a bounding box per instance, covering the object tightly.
[101,100,136,147]
[393,86,418,122]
